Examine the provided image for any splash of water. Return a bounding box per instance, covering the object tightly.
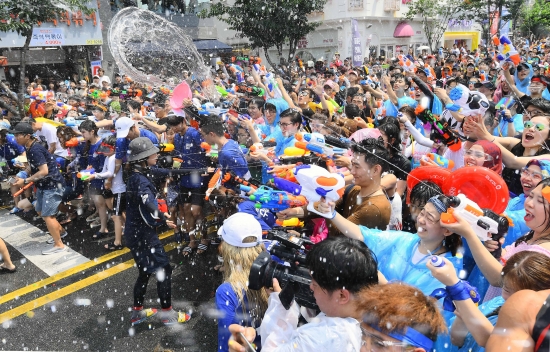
[108,7,218,101]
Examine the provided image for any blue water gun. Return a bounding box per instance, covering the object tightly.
[240,185,307,212]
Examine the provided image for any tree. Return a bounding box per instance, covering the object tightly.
[520,0,550,40]
[404,0,463,53]
[0,0,93,118]
[199,0,327,68]
[460,0,525,45]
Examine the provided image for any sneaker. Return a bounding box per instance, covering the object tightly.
[90,219,101,228]
[9,207,22,214]
[42,246,68,255]
[46,231,68,245]
[86,213,98,222]
[130,308,158,326]
[160,309,191,326]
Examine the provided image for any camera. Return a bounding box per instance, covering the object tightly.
[248,230,318,311]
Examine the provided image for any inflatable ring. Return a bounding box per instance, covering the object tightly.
[445,166,509,214]
[406,166,452,204]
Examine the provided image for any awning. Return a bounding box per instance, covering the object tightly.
[394,22,414,38]
[193,39,232,53]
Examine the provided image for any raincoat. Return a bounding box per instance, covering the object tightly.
[260,292,362,352]
[360,227,463,352]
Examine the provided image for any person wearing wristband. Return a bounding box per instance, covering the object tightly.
[463,112,550,197]
[228,282,447,352]
[316,194,463,350]
[429,251,550,352]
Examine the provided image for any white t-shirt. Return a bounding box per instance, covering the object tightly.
[95,154,126,194]
[35,123,67,157]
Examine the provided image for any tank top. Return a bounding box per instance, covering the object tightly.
[501,142,549,197]
[533,293,550,352]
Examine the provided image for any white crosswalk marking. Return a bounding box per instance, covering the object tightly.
[0,210,89,276]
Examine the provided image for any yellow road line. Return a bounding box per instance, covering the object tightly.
[0,242,178,324]
[0,230,174,306]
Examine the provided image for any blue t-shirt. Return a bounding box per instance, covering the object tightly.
[493,114,524,137]
[174,127,208,189]
[215,282,262,352]
[115,129,159,160]
[86,139,106,189]
[1,134,25,161]
[26,141,65,190]
[218,139,249,178]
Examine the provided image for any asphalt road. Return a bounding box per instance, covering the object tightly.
[0,184,223,352]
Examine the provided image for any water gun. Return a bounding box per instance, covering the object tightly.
[263,72,283,99]
[441,194,511,245]
[423,64,436,82]
[205,168,222,200]
[273,177,302,195]
[221,170,260,191]
[31,90,48,102]
[295,132,346,159]
[64,136,85,148]
[430,256,445,267]
[283,146,306,157]
[228,64,245,83]
[88,89,101,101]
[11,155,27,167]
[479,70,487,82]
[56,102,73,111]
[397,54,415,72]
[63,116,88,127]
[415,106,461,151]
[420,153,455,169]
[275,218,304,227]
[158,143,174,153]
[77,168,95,180]
[245,185,307,212]
[324,135,351,149]
[492,35,520,65]
[13,181,34,197]
[235,85,265,97]
[292,164,346,217]
[495,96,515,110]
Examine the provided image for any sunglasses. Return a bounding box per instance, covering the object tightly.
[298,91,310,97]
[524,121,546,131]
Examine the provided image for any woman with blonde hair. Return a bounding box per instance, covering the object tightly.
[216,212,268,352]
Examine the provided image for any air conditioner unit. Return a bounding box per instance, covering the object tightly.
[384,0,400,11]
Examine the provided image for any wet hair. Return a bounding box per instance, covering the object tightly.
[347,87,359,97]
[78,119,99,134]
[431,195,462,256]
[392,73,410,90]
[356,283,447,342]
[279,108,302,124]
[305,237,378,294]
[398,105,416,123]
[248,97,265,109]
[261,102,277,113]
[351,137,389,172]
[102,135,117,146]
[127,100,141,111]
[310,112,328,124]
[199,114,225,137]
[525,98,550,115]
[166,114,185,127]
[502,251,550,292]
[515,178,550,245]
[378,119,402,156]
[409,181,442,207]
[345,103,361,118]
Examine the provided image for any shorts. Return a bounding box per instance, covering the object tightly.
[89,185,113,199]
[35,187,64,217]
[130,243,170,273]
[178,186,206,207]
[112,192,126,216]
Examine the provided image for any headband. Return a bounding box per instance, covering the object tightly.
[370,325,434,351]
[531,77,548,86]
[428,196,447,214]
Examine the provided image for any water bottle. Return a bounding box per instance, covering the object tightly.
[430,256,445,267]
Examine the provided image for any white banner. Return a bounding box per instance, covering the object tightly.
[30,28,64,46]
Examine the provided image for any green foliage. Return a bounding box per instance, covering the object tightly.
[0,0,94,36]
[199,0,327,66]
[520,0,550,37]
[404,0,462,52]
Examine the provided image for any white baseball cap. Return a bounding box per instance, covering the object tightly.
[217,213,262,248]
[115,116,136,138]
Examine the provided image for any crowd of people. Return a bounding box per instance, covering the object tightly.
[0,35,550,351]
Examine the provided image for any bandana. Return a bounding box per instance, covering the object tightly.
[428,196,447,214]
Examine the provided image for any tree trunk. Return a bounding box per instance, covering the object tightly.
[18,31,32,119]
[263,47,278,69]
[0,81,21,117]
